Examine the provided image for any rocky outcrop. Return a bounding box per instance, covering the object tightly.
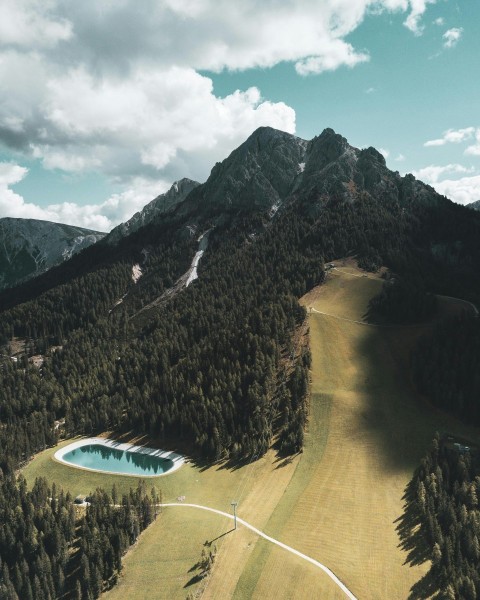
[188,126,307,213]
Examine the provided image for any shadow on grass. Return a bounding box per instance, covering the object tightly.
[208,528,235,544]
[184,573,204,588]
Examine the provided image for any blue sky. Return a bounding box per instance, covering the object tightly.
[0,0,478,231]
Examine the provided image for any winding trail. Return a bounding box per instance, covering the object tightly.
[161,502,358,600]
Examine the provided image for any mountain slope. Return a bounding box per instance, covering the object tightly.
[0,217,105,290]
[1,125,480,467]
[105,178,200,244]
[468,199,480,211]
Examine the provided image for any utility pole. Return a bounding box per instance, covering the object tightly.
[231,501,238,530]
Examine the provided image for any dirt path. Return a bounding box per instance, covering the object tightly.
[161,503,358,600]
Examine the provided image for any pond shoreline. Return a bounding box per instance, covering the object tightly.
[54,437,184,477]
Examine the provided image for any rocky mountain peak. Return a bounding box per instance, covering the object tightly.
[358,146,386,167]
[307,128,350,168]
[467,200,480,211]
[193,126,307,212]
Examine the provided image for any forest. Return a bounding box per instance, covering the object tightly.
[0,477,159,600]
[400,435,480,599]
[413,313,480,424]
[1,192,480,474]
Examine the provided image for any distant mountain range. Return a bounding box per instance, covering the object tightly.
[468,200,480,211]
[1,126,478,297]
[0,179,199,291]
[0,218,105,291]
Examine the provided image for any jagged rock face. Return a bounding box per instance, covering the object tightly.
[0,218,105,290]
[193,126,308,212]
[468,200,480,211]
[179,126,444,220]
[106,178,200,244]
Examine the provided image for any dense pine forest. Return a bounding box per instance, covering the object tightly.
[413,313,480,424]
[0,477,159,599]
[1,190,480,474]
[367,275,438,324]
[400,435,480,599]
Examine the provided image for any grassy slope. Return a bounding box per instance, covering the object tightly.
[232,267,480,600]
[22,265,480,599]
[23,438,302,599]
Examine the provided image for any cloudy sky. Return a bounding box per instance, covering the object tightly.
[0,0,478,231]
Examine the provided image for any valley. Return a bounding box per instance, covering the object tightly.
[22,265,480,599]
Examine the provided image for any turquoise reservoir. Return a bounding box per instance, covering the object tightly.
[61,444,175,476]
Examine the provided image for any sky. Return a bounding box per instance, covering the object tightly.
[0,0,479,232]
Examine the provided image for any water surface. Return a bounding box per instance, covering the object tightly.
[62,444,175,476]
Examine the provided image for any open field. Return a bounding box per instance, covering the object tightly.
[22,263,480,599]
[231,266,480,599]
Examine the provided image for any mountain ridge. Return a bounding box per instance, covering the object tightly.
[0,217,105,291]
[105,177,200,244]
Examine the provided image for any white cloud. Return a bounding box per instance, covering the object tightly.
[0,0,72,49]
[379,148,390,158]
[411,162,480,205]
[46,0,432,74]
[403,0,437,35]
[395,153,406,161]
[433,17,444,26]
[424,127,476,147]
[443,27,463,49]
[295,41,369,75]
[0,58,295,183]
[434,175,480,206]
[0,162,169,230]
[412,163,474,184]
[0,0,440,225]
[365,87,376,94]
[0,162,28,186]
[465,130,480,156]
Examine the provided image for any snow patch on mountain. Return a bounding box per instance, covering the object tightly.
[132,264,143,283]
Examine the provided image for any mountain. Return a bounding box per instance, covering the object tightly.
[0,217,105,291]
[179,126,441,223]
[1,126,480,462]
[468,199,480,211]
[183,126,307,214]
[105,178,200,244]
[1,126,480,600]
